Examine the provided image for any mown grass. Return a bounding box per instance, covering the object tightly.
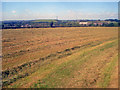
[5,39,118,88]
[30,39,118,88]
[3,39,114,87]
[3,27,118,88]
[98,55,118,88]
[3,27,118,71]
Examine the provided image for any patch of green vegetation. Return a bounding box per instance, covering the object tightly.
[31,53,93,88]
[6,39,117,88]
[31,40,117,88]
[99,55,118,88]
[9,83,21,88]
[32,80,49,88]
[100,40,117,51]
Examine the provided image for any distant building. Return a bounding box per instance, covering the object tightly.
[98,23,103,26]
[79,22,88,25]
[21,25,24,27]
[93,23,97,25]
[25,24,32,27]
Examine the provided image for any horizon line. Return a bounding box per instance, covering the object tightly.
[1,18,119,21]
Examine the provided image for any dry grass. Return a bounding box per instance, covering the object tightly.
[2,27,118,88]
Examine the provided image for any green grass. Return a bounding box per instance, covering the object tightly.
[100,41,117,51]
[5,39,118,88]
[31,40,118,88]
[99,55,118,88]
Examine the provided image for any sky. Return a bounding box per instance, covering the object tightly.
[2,2,118,20]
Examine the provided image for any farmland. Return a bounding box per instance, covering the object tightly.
[2,27,118,88]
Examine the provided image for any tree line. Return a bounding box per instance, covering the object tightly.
[1,19,119,29]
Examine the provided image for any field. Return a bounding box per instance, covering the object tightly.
[2,27,118,88]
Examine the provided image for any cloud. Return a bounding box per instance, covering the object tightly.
[12,10,16,14]
[3,9,118,20]
[59,10,118,20]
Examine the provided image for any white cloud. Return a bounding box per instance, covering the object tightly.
[58,10,118,20]
[2,9,118,20]
[12,10,16,14]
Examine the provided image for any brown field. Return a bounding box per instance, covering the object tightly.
[2,27,118,88]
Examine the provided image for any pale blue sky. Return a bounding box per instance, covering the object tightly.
[2,2,118,20]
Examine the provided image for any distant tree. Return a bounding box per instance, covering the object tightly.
[102,23,105,27]
[50,22,53,27]
[108,23,114,27]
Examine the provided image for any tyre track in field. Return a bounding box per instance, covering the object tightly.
[65,43,118,88]
[2,39,117,87]
[2,40,104,87]
[30,39,117,88]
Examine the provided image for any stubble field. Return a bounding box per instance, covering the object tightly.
[2,27,118,88]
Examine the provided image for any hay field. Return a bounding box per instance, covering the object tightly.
[2,27,118,88]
